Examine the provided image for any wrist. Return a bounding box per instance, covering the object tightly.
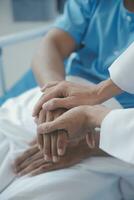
[40,75,65,88]
[86,105,112,128]
[96,79,123,103]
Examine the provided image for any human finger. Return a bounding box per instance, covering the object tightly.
[18,158,47,176]
[42,97,73,111]
[34,116,39,125]
[14,146,39,170]
[32,94,45,117]
[51,133,59,163]
[16,151,43,174]
[37,115,68,135]
[51,109,67,159]
[28,138,37,146]
[57,131,68,156]
[41,81,59,92]
[43,111,53,162]
[30,162,62,176]
[32,88,63,117]
[37,110,46,150]
[86,130,95,149]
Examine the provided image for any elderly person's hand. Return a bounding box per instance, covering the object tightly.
[32,79,120,117]
[35,108,68,163]
[13,139,101,177]
[37,105,111,147]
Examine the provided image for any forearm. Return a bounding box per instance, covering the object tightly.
[96,79,123,103]
[32,35,65,87]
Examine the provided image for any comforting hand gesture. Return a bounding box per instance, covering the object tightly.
[32,81,112,162]
[35,108,68,163]
[32,81,103,117]
[37,105,111,146]
[14,139,93,176]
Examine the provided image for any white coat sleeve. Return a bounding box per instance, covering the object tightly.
[109,42,134,94]
[100,108,134,164]
[99,42,134,164]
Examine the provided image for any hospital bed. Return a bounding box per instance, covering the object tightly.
[0,25,50,103]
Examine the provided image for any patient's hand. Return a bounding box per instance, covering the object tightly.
[36,108,68,163]
[14,139,94,176]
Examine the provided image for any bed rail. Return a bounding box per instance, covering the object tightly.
[0,25,50,95]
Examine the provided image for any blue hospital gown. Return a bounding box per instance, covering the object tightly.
[54,0,134,108]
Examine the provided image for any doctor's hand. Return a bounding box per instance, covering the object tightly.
[14,139,94,177]
[37,105,111,145]
[32,79,122,117]
[32,81,102,117]
[35,109,68,163]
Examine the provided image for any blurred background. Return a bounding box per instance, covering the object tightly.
[0,0,66,97]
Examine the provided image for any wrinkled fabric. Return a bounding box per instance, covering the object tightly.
[0,76,134,200]
[54,0,134,108]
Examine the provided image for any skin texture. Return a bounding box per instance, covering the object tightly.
[33,81,100,117]
[14,139,108,177]
[32,79,121,160]
[37,105,111,144]
[35,107,97,161]
[32,80,122,117]
[36,109,68,163]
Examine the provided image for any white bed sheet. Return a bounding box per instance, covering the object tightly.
[0,76,134,200]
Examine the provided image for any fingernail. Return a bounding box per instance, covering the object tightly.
[53,156,59,163]
[44,155,51,162]
[87,141,95,149]
[58,148,64,156]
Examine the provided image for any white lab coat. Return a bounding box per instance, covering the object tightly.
[100,42,134,164]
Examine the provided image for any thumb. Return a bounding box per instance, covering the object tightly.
[41,81,59,92]
[42,97,74,111]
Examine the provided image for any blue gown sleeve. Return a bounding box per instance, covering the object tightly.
[54,0,97,45]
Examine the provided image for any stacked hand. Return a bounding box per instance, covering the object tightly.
[33,81,111,155]
[14,139,93,176]
[13,81,111,176]
[35,108,68,163]
[33,81,102,115]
